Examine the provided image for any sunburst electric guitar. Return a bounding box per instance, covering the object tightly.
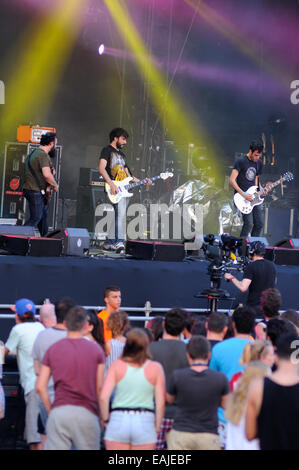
[234,172,293,214]
[105,172,173,204]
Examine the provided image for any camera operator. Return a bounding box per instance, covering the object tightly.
[224,241,277,316]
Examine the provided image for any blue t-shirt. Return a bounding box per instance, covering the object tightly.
[209,337,253,423]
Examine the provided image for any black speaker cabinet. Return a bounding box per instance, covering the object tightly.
[126,240,185,261]
[75,186,107,233]
[0,234,62,256]
[0,142,61,230]
[264,207,298,244]
[48,227,90,256]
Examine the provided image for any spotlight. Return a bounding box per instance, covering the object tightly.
[98,44,105,55]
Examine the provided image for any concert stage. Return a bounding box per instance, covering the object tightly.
[0,250,299,341]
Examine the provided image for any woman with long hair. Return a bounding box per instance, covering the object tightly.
[225,361,270,450]
[230,340,274,390]
[104,312,129,376]
[100,328,165,450]
[84,310,106,353]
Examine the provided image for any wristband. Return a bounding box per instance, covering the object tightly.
[230,276,235,281]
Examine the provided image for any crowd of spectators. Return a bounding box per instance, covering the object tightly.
[0,284,299,451]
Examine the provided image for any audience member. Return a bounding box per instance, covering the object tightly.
[190,315,208,337]
[209,305,255,447]
[100,328,165,450]
[98,286,122,342]
[38,303,56,328]
[223,316,235,340]
[246,333,299,449]
[104,311,129,376]
[266,317,298,349]
[182,313,193,342]
[4,298,44,450]
[147,316,164,342]
[143,327,154,343]
[209,306,255,379]
[240,340,275,368]
[166,336,230,450]
[260,288,281,319]
[32,297,76,446]
[230,340,275,390]
[280,309,299,335]
[85,310,106,352]
[36,307,105,450]
[255,288,282,339]
[150,308,189,449]
[206,312,229,348]
[225,361,269,450]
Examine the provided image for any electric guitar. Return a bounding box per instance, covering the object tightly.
[105,172,173,204]
[234,172,293,214]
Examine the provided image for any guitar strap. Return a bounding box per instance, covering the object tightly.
[26,149,47,204]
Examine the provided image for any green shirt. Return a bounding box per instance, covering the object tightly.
[23,148,53,191]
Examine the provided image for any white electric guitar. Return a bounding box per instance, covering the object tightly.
[105,172,174,204]
[234,172,293,214]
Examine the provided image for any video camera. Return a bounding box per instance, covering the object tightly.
[195,233,250,311]
[202,233,249,267]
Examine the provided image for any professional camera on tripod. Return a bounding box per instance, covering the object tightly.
[195,233,250,312]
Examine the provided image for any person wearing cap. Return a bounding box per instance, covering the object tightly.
[224,241,276,317]
[4,298,44,450]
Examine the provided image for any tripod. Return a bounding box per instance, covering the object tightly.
[195,264,235,312]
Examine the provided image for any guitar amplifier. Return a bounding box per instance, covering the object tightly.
[79,168,105,187]
[0,142,61,231]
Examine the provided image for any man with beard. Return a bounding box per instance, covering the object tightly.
[23,132,58,236]
[99,127,151,253]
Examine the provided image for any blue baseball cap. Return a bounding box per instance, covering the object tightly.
[11,298,36,317]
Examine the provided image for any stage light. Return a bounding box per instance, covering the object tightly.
[98,44,105,55]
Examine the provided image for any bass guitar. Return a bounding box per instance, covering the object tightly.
[105,172,173,204]
[234,172,293,214]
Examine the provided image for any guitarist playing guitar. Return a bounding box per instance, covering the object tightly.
[229,140,271,237]
[23,132,58,237]
[99,127,152,253]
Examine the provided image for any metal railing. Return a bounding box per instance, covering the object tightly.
[0,301,236,320]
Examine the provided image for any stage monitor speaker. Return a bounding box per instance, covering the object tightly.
[48,227,90,256]
[0,234,62,257]
[274,238,299,249]
[126,240,185,262]
[264,246,299,266]
[0,225,35,236]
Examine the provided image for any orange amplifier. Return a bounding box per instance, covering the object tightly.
[17,125,56,143]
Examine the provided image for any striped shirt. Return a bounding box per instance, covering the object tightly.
[104,339,125,376]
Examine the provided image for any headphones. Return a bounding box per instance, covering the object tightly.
[249,241,266,257]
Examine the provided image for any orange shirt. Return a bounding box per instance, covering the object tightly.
[97,309,112,342]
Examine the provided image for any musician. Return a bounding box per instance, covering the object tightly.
[229,140,269,237]
[23,132,58,237]
[98,127,151,252]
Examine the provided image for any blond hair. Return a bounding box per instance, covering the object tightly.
[107,311,129,338]
[225,361,269,425]
[240,340,272,365]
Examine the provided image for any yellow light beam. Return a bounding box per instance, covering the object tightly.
[104,0,222,174]
[0,0,89,140]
